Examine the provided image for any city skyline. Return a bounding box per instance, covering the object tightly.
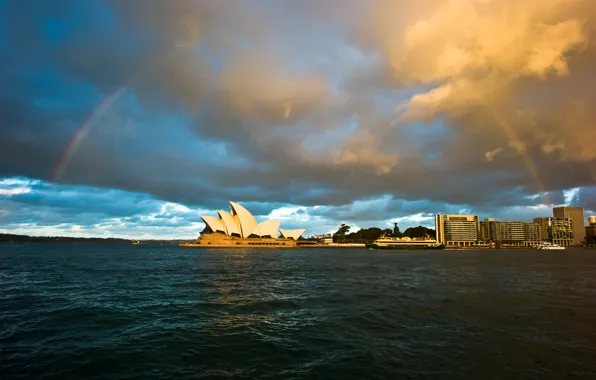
[434,209,581,248]
[1,1,596,239]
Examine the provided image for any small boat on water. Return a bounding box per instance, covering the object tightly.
[536,242,565,250]
[367,234,445,250]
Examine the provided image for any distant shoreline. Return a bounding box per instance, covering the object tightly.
[0,233,189,245]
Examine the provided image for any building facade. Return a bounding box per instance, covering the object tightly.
[586,216,596,246]
[479,218,494,242]
[533,217,574,247]
[435,214,479,246]
[485,221,542,247]
[553,207,585,246]
[491,221,525,243]
[524,222,542,245]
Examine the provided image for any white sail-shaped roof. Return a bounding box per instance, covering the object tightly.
[253,220,280,238]
[217,210,241,236]
[199,202,305,240]
[230,201,258,238]
[279,228,306,240]
[201,215,226,234]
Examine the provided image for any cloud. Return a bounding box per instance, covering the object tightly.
[1,0,595,236]
[0,177,210,238]
[572,186,596,212]
[360,0,596,162]
[2,177,594,238]
[485,148,503,162]
[215,54,329,125]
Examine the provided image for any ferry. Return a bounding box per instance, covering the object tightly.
[367,234,445,250]
[536,242,565,250]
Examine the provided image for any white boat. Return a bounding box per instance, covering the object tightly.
[536,242,565,250]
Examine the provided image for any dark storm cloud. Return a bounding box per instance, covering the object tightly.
[572,187,596,212]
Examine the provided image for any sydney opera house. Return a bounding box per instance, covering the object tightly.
[180,201,306,247]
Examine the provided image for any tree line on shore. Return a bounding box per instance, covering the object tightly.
[332,224,436,243]
[0,233,186,244]
[0,233,131,244]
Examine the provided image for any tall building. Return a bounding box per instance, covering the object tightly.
[435,214,479,247]
[524,222,542,245]
[553,207,585,245]
[479,218,494,242]
[489,221,541,247]
[586,216,596,245]
[491,221,525,243]
[533,217,574,247]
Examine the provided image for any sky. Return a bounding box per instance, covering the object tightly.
[1,0,595,239]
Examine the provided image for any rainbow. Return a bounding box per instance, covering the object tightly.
[485,107,551,205]
[52,88,126,182]
[51,47,181,183]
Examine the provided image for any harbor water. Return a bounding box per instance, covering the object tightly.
[1,244,596,379]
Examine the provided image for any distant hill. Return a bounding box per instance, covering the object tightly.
[0,233,191,245]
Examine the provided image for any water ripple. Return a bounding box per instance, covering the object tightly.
[1,244,596,379]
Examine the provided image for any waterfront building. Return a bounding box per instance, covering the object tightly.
[479,218,494,242]
[435,214,479,247]
[586,216,596,244]
[490,221,525,246]
[486,221,541,247]
[181,201,306,248]
[586,219,596,247]
[533,217,574,247]
[524,222,542,245]
[553,207,585,245]
[321,237,334,244]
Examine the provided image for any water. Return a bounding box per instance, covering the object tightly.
[1,244,596,379]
